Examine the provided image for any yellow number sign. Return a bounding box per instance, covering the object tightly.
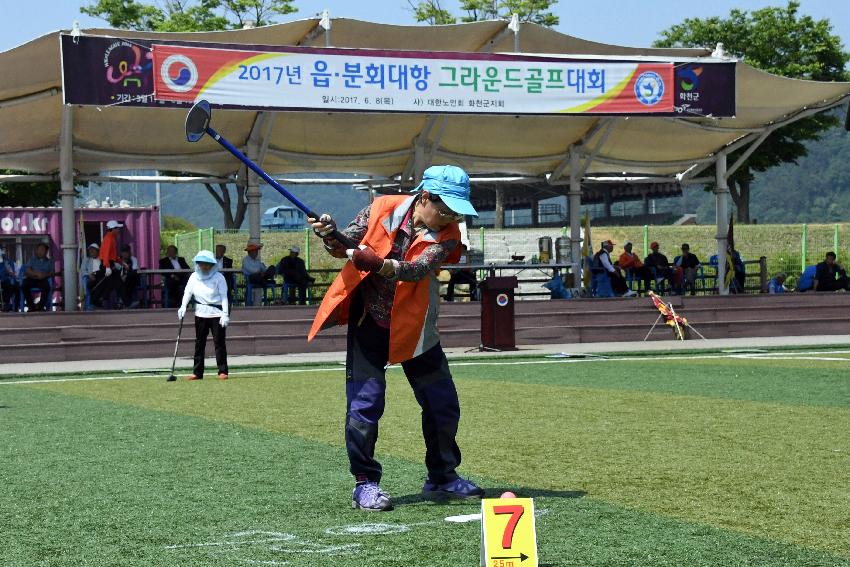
[480,497,538,567]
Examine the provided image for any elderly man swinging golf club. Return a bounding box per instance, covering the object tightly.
[308,165,485,511]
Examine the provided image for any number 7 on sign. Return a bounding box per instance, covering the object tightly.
[481,497,538,567]
[493,505,524,548]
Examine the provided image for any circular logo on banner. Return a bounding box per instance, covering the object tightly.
[160,54,198,92]
[634,71,664,106]
[678,66,702,91]
[496,293,510,307]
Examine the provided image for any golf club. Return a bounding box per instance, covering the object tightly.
[166,316,185,382]
[185,100,356,249]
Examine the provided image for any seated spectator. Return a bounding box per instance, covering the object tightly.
[22,242,54,312]
[797,265,817,292]
[215,244,234,307]
[768,272,788,294]
[80,243,103,306]
[644,241,677,292]
[242,243,276,286]
[159,245,190,308]
[593,240,635,297]
[0,245,19,312]
[117,244,141,308]
[618,241,652,293]
[277,245,314,305]
[675,243,701,296]
[446,243,478,301]
[814,252,848,292]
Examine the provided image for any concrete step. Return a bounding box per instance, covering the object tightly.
[4,293,849,363]
[437,315,850,345]
[12,300,828,348]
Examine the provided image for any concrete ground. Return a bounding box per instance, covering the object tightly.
[4,334,850,376]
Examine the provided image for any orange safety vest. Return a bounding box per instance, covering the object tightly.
[308,195,461,363]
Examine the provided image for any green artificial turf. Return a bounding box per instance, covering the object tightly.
[2,352,849,565]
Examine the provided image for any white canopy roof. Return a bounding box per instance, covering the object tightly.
[1,17,849,182]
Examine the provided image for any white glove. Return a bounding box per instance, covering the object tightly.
[310,213,337,237]
[104,267,112,277]
[345,244,368,259]
[177,306,186,320]
[219,315,229,328]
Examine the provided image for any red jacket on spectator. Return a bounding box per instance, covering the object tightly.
[619,251,644,270]
[99,230,120,267]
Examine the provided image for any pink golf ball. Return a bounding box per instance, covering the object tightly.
[500,491,517,499]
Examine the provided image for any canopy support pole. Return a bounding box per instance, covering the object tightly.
[494,187,505,229]
[509,14,521,52]
[244,164,261,246]
[568,148,582,283]
[715,152,729,295]
[402,115,446,187]
[725,127,773,179]
[245,111,275,247]
[577,118,615,179]
[60,104,78,311]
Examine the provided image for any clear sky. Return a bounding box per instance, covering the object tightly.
[2,0,848,54]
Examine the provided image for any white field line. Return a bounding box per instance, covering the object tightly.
[0,367,339,385]
[728,349,850,357]
[4,350,850,386]
[736,356,850,362]
[165,537,292,550]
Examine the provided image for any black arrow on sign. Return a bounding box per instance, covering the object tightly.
[492,553,529,561]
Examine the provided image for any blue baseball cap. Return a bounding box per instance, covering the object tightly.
[414,165,478,217]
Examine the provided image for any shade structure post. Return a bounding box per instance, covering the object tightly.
[509,14,520,52]
[60,105,78,311]
[568,149,582,283]
[245,157,262,248]
[715,152,729,295]
[494,187,505,229]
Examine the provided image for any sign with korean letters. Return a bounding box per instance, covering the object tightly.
[151,43,726,116]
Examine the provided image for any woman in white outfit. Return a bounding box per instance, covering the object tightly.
[178,250,230,380]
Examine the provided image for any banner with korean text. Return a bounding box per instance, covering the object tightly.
[152,43,683,115]
[61,35,736,117]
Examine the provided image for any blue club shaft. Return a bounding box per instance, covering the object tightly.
[206,125,355,249]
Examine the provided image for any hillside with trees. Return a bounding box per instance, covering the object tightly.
[682,119,850,224]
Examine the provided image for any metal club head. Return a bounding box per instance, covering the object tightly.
[185,99,212,142]
[166,374,177,382]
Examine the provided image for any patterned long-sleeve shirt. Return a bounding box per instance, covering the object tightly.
[326,202,457,328]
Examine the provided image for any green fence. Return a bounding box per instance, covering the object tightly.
[173,228,215,262]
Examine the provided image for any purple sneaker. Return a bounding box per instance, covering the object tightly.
[352,482,393,511]
[422,476,485,500]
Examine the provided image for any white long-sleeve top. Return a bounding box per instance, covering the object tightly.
[180,271,229,318]
[599,250,616,273]
[80,257,101,278]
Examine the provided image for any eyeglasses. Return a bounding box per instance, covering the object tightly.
[429,197,465,222]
